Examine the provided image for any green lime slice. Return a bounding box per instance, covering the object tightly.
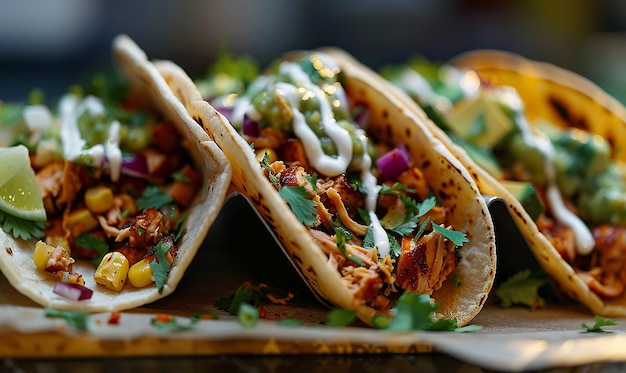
[0,145,46,221]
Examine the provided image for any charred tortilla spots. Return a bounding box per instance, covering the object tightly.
[0,35,231,312]
[156,49,496,327]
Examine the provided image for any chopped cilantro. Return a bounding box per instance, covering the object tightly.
[371,292,478,332]
[215,285,256,315]
[174,213,188,242]
[260,152,280,189]
[44,307,90,331]
[431,224,469,247]
[495,269,549,309]
[0,211,46,241]
[238,302,260,328]
[582,315,618,333]
[172,171,192,183]
[332,220,365,266]
[278,186,318,226]
[137,185,173,210]
[75,232,109,266]
[453,275,462,288]
[325,308,357,327]
[149,240,172,294]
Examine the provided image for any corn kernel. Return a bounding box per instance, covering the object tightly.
[94,252,129,291]
[85,186,114,213]
[65,208,99,237]
[255,148,277,164]
[45,236,71,255]
[128,259,154,288]
[33,240,54,270]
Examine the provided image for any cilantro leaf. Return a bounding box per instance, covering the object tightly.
[75,233,109,266]
[44,307,90,331]
[431,224,469,247]
[137,185,173,210]
[495,269,549,309]
[390,214,421,236]
[0,211,46,240]
[149,240,172,294]
[279,186,318,226]
[582,315,618,333]
[215,285,256,315]
[325,308,357,327]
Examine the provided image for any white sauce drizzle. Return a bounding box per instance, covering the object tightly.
[58,94,123,181]
[358,134,390,257]
[507,91,595,255]
[235,57,392,257]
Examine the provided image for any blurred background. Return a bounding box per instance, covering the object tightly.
[1,0,626,104]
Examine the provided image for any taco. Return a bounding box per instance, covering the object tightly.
[155,49,497,327]
[378,49,626,316]
[0,34,231,312]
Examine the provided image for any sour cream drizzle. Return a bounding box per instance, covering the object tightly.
[58,94,123,181]
[358,134,391,257]
[508,92,595,255]
[235,56,392,257]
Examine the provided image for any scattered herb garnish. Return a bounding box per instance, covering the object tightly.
[136,185,173,210]
[325,308,357,327]
[172,171,192,183]
[75,232,109,266]
[495,269,549,309]
[0,211,46,241]
[582,315,618,333]
[371,292,481,332]
[44,307,90,331]
[332,220,364,266]
[277,318,304,327]
[238,302,260,328]
[453,274,462,288]
[149,240,173,294]
[215,285,256,315]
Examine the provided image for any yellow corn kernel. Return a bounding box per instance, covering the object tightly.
[65,208,99,237]
[255,148,277,164]
[84,186,114,213]
[45,235,71,255]
[94,252,129,292]
[33,240,54,270]
[128,259,154,288]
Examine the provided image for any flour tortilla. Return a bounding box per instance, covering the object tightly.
[375,47,626,317]
[0,34,231,312]
[449,50,626,317]
[155,49,497,326]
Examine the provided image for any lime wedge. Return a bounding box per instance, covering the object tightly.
[0,145,46,221]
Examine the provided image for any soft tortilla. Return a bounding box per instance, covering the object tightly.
[0,34,232,312]
[376,47,626,317]
[449,50,626,317]
[155,49,497,326]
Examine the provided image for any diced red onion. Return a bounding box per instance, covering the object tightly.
[120,154,149,178]
[242,114,261,138]
[214,106,234,122]
[376,144,411,181]
[53,282,94,301]
[353,104,370,130]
